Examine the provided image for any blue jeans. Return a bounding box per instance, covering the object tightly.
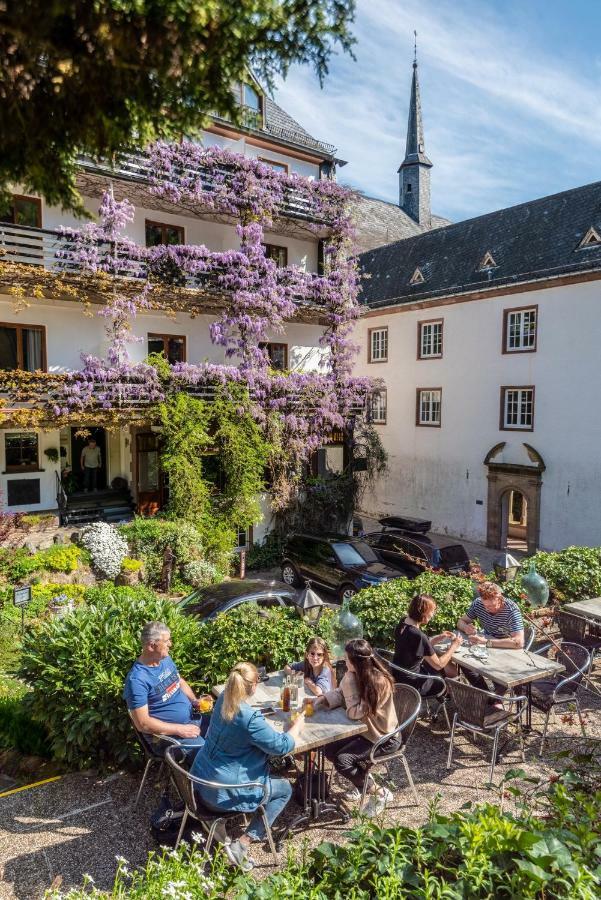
[246,777,292,842]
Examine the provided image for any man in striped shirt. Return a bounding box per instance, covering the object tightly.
[457,582,524,695]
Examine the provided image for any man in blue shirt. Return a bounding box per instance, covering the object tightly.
[124,621,207,751]
[457,582,524,696]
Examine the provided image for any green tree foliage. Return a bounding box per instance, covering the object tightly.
[0,0,355,213]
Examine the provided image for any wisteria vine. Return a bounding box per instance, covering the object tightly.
[3,143,370,504]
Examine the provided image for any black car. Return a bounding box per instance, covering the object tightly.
[178,579,302,620]
[364,517,470,578]
[281,533,402,603]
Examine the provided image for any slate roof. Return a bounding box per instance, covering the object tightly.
[359,180,601,308]
[351,195,450,254]
[263,98,337,158]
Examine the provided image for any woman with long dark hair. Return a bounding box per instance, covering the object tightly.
[393,594,461,696]
[310,638,398,816]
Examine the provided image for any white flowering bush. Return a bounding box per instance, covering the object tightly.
[182,558,221,589]
[79,522,128,580]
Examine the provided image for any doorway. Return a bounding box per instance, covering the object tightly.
[70,427,107,492]
[502,490,528,552]
[136,432,162,515]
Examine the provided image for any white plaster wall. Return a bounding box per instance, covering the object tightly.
[0,428,61,513]
[353,280,601,551]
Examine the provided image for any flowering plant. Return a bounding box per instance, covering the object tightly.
[79,522,129,580]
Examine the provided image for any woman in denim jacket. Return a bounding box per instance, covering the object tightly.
[190,661,304,870]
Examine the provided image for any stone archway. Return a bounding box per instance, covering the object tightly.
[484,442,545,555]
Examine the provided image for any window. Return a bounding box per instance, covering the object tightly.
[258,158,289,174]
[500,386,535,431]
[243,84,261,111]
[145,220,185,247]
[259,342,288,371]
[418,320,443,359]
[416,389,442,427]
[5,433,39,472]
[263,243,288,267]
[478,251,497,271]
[503,306,537,353]
[368,327,388,363]
[148,334,186,365]
[236,526,253,549]
[405,183,412,193]
[369,389,387,424]
[577,226,601,250]
[409,267,425,286]
[0,323,45,371]
[0,195,41,227]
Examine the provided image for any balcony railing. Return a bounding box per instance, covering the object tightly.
[78,150,334,227]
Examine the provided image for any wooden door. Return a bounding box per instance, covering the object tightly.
[136,433,162,515]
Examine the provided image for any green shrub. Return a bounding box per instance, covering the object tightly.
[0,544,84,583]
[20,513,56,528]
[351,572,475,647]
[119,516,228,586]
[51,768,601,899]
[504,546,601,606]
[120,557,143,573]
[191,604,334,693]
[246,530,284,571]
[18,585,204,769]
[0,676,50,757]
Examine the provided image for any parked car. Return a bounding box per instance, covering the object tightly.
[178,579,303,620]
[281,533,402,603]
[364,517,470,578]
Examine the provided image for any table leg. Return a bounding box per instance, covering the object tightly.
[523,683,533,732]
[276,748,350,850]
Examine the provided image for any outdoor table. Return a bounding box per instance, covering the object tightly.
[564,597,601,624]
[212,670,367,843]
[450,645,565,729]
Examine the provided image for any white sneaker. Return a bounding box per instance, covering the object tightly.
[343,774,373,802]
[363,787,393,818]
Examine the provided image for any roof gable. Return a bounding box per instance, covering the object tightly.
[359,180,601,308]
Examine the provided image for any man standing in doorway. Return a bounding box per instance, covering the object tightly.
[80,437,101,492]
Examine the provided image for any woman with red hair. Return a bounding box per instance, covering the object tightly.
[392,593,462,696]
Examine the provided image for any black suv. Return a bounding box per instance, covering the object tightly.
[364,516,470,578]
[281,533,402,603]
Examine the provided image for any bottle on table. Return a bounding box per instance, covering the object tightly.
[281,676,291,713]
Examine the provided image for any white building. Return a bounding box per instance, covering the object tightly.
[0,78,351,540]
[354,63,601,553]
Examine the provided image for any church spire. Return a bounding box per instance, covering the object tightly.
[398,33,432,226]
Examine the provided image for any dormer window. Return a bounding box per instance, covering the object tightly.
[577,227,601,250]
[409,267,425,285]
[243,83,262,112]
[478,251,497,270]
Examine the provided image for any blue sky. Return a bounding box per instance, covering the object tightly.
[275,0,601,222]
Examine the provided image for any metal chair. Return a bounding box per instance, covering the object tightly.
[376,648,451,729]
[445,679,526,784]
[359,683,421,811]
[128,711,180,809]
[523,623,535,651]
[557,612,601,667]
[165,745,279,861]
[530,640,591,755]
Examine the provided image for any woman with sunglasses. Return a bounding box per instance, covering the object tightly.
[310,638,398,817]
[284,636,335,696]
[190,661,304,871]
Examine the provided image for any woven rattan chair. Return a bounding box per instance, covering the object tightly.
[445,679,526,784]
[359,683,421,810]
[165,745,279,861]
[128,710,180,809]
[531,640,591,755]
[376,648,451,729]
[557,612,601,666]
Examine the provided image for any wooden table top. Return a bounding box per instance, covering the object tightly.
[212,671,367,755]
[450,645,565,688]
[564,597,601,622]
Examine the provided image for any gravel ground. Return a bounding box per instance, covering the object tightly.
[1,672,599,899]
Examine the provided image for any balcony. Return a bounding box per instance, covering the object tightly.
[77,149,336,237]
[0,223,323,317]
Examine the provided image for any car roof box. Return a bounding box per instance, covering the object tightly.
[379,516,431,534]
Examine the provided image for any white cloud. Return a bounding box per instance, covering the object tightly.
[274,0,601,220]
